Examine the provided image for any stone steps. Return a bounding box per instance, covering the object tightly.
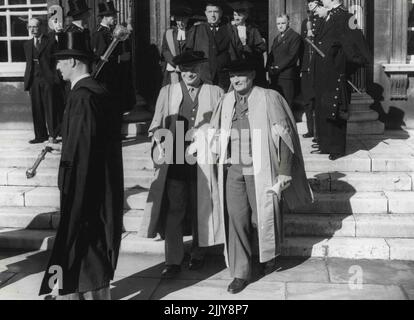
[1,168,413,193]
[0,228,412,260]
[1,185,413,214]
[1,207,414,240]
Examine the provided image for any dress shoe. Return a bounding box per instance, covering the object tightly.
[29,138,48,144]
[312,138,318,143]
[227,278,248,294]
[161,265,181,278]
[329,153,344,161]
[188,258,205,271]
[303,133,313,139]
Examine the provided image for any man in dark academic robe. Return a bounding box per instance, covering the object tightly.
[210,59,313,294]
[267,14,303,108]
[186,0,240,90]
[300,0,325,139]
[161,6,192,86]
[229,1,267,87]
[39,31,124,300]
[139,51,224,278]
[24,18,64,144]
[312,0,371,160]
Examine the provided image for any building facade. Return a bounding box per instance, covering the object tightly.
[1,0,414,130]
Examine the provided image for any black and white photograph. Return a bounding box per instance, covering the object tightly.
[0,0,414,305]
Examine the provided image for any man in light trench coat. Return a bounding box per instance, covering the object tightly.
[139,50,225,278]
[209,58,313,294]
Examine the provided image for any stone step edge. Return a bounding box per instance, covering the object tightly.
[0,229,413,261]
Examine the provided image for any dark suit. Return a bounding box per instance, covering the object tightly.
[24,34,63,140]
[186,22,239,90]
[161,27,187,86]
[312,6,371,155]
[267,28,303,108]
[230,24,267,86]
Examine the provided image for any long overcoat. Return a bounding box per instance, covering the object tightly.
[139,82,225,248]
[210,87,313,263]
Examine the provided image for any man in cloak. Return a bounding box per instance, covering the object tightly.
[210,59,313,294]
[39,31,124,300]
[139,50,224,278]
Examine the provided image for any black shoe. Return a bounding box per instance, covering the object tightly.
[303,133,313,139]
[312,138,318,143]
[329,153,344,161]
[161,265,181,278]
[227,278,248,294]
[188,258,205,271]
[29,138,47,144]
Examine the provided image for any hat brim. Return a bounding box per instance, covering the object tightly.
[98,10,119,17]
[67,8,91,18]
[54,50,95,60]
[223,65,255,73]
[177,58,208,67]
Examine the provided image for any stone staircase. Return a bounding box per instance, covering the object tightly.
[1,124,414,261]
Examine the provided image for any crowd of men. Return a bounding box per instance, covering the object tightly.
[22,0,371,300]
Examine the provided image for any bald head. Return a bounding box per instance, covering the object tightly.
[28,18,42,37]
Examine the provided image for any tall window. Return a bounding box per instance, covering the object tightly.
[0,0,48,77]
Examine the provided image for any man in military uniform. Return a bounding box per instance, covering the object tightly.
[186,0,240,90]
[300,1,325,140]
[312,0,371,160]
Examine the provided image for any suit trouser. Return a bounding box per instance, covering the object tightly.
[56,286,110,300]
[30,76,61,139]
[165,178,204,266]
[270,77,295,108]
[226,165,258,280]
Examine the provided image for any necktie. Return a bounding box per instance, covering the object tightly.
[189,87,196,101]
[35,37,40,50]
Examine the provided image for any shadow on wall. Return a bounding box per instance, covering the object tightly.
[367,82,407,130]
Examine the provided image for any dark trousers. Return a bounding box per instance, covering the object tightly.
[301,72,315,137]
[164,178,204,265]
[270,77,295,108]
[30,76,62,139]
[226,165,258,280]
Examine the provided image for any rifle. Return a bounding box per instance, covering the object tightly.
[26,146,53,179]
[92,24,131,79]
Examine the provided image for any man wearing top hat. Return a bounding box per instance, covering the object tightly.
[139,51,224,278]
[161,4,193,86]
[186,0,240,90]
[39,31,124,300]
[228,1,267,87]
[210,58,313,294]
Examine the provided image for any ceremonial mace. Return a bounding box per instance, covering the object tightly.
[92,24,131,79]
[26,146,53,179]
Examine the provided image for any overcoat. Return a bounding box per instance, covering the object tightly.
[39,77,124,296]
[139,82,225,248]
[210,87,313,263]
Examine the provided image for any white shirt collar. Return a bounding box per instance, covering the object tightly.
[177,29,186,41]
[71,73,91,90]
[72,20,84,30]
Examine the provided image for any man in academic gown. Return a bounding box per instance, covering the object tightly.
[161,5,192,86]
[267,14,303,108]
[39,31,124,300]
[312,0,371,160]
[229,1,267,87]
[139,51,224,278]
[186,0,240,90]
[210,59,313,294]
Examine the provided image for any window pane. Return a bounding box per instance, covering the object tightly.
[0,40,8,62]
[9,0,28,5]
[0,15,6,36]
[11,15,28,36]
[11,40,25,62]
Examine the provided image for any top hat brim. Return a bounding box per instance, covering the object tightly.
[67,8,91,18]
[54,49,95,60]
[177,57,208,67]
[98,10,119,17]
[222,60,256,73]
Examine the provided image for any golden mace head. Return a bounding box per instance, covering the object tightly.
[113,24,130,41]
